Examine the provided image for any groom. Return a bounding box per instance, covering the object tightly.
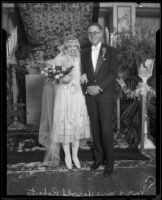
[81,23,118,177]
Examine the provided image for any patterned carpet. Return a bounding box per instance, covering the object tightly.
[6,131,156,196]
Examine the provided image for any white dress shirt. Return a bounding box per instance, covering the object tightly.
[91,42,101,71]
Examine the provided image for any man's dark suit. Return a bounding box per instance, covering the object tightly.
[81,43,118,170]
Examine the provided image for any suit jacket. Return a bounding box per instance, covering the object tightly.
[81,43,118,103]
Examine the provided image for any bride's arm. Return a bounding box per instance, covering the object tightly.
[60,72,73,84]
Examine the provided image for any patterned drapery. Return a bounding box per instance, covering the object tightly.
[18,3,93,59]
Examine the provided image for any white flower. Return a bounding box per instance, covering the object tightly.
[145,59,154,68]
[51,64,56,69]
[61,65,66,71]
[55,75,60,79]
[140,87,148,96]
[116,78,126,88]
[52,68,56,73]
[102,47,107,60]
[58,73,64,78]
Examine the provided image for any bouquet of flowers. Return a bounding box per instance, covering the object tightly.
[41,64,74,82]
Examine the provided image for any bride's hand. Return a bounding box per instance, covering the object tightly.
[81,74,88,85]
[61,74,73,84]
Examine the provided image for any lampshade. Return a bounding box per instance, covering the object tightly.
[138,59,154,82]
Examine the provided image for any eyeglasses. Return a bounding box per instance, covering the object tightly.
[88,32,100,37]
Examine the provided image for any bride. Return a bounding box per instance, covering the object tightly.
[39,36,91,169]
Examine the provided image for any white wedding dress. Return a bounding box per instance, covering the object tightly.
[39,53,90,166]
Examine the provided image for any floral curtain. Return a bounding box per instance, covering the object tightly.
[18,3,93,59]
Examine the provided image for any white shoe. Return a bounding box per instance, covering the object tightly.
[72,156,81,169]
[65,156,72,170]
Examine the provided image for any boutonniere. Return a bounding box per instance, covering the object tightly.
[102,47,106,61]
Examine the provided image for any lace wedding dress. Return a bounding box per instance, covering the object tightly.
[39,53,90,167]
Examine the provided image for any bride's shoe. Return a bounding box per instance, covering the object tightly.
[65,156,72,170]
[72,156,81,169]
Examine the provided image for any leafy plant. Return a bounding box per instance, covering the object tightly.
[7,63,27,127]
[7,103,26,127]
[117,77,156,147]
[114,23,156,77]
[114,23,156,146]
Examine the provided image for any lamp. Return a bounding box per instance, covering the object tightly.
[138,59,155,152]
[138,59,154,83]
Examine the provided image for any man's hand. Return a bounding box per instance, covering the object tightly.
[116,78,126,88]
[86,85,102,96]
[81,73,88,85]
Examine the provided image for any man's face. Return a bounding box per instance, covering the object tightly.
[88,25,103,46]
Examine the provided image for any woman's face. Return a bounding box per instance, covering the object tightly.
[65,42,79,56]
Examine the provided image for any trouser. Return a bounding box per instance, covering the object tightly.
[86,96,114,170]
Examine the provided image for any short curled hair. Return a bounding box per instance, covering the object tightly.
[57,37,80,54]
[88,23,103,31]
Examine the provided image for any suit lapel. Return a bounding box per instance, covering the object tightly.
[87,48,95,75]
[95,46,103,75]
[95,43,109,75]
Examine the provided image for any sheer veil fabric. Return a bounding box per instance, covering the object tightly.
[38,53,63,167]
[39,51,91,167]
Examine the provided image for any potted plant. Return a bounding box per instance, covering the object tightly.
[7,43,40,129]
[114,23,156,148]
[114,23,156,77]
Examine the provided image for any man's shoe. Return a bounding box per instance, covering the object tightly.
[103,169,113,177]
[90,163,102,171]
